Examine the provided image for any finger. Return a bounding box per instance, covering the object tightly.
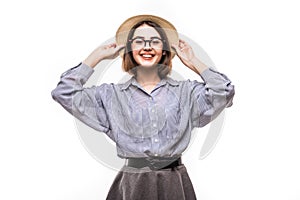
[103,44,114,49]
[179,39,191,48]
[171,44,180,54]
[116,44,125,51]
[179,39,185,45]
[108,43,117,48]
[178,41,184,48]
[180,43,189,50]
[176,43,187,51]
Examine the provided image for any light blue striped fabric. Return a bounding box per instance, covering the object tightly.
[52,63,234,158]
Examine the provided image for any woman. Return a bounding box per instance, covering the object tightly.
[52,14,235,200]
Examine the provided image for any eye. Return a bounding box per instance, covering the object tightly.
[133,38,144,44]
[151,39,162,44]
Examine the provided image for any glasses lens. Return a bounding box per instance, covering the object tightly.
[150,38,163,49]
[131,38,144,50]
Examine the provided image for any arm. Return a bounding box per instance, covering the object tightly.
[190,68,235,127]
[51,43,124,134]
[51,63,111,133]
[173,39,235,127]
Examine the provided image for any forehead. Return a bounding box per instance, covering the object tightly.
[133,24,161,38]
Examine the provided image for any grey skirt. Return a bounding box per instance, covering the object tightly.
[106,164,197,200]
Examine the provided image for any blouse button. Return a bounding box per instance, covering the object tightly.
[154,138,159,143]
[154,154,158,157]
[153,123,157,127]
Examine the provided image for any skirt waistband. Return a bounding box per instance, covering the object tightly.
[126,157,182,170]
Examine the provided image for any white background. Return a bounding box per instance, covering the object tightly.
[1,0,300,199]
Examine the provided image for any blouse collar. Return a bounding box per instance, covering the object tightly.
[120,76,179,91]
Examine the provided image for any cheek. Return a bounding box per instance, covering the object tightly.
[132,50,139,60]
[156,50,163,59]
[156,48,163,55]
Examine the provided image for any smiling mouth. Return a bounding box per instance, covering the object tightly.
[140,54,155,59]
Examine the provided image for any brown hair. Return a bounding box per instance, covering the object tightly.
[122,21,172,79]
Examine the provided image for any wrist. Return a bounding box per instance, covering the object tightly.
[189,57,208,74]
[83,56,103,68]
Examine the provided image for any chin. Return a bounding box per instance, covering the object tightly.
[140,63,157,67]
[137,58,160,68]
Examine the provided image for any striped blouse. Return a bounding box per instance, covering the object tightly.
[52,63,234,158]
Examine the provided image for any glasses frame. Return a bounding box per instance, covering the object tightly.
[129,37,165,50]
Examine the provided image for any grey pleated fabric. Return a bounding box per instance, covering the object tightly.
[106,164,197,200]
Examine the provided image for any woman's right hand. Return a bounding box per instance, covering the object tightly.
[83,43,124,68]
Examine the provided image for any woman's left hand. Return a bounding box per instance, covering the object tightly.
[172,39,208,74]
[172,39,196,70]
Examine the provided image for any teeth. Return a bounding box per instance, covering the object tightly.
[142,54,152,58]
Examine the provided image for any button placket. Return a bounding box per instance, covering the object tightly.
[148,97,158,132]
[148,95,160,156]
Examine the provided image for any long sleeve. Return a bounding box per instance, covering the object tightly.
[51,63,111,134]
[190,68,235,128]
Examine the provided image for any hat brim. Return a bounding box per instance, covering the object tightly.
[115,15,179,58]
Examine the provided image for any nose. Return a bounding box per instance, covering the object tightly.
[143,41,152,50]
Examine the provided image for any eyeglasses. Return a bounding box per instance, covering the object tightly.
[129,37,164,50]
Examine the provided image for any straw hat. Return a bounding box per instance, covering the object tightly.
[115,14,179,58]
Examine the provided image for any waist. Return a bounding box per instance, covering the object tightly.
[125,157,182,170]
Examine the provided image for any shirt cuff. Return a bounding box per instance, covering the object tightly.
[60,62,94,78]
[199,68,215,82]
[199,67,228,82]
[76,62,94,77]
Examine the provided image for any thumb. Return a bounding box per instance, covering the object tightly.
[171,44,180,55]
[116,44,125,52]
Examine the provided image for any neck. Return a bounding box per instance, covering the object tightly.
[135,65,161,86]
